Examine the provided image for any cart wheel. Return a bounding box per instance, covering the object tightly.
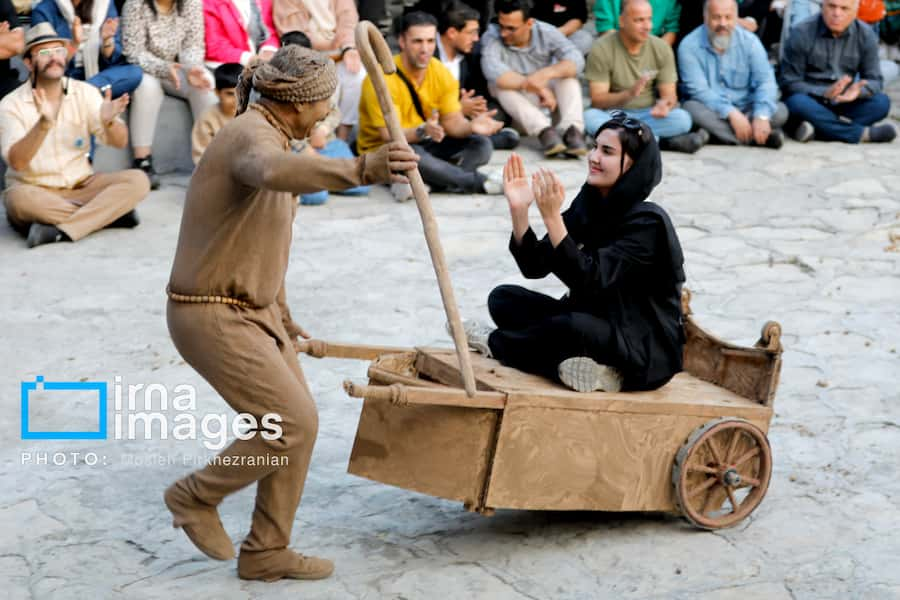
[672,418,772,530]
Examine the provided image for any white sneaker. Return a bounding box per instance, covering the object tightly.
[390,182,414,202]
[557,357,623,393]
[478,167,504,195]
[446,319,494,357]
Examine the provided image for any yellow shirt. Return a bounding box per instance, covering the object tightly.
[0,79,114,189]
[357,55,461,154]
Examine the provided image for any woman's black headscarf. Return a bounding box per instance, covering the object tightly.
[562,114,683,283]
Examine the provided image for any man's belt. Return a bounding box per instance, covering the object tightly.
[166,286,257,309]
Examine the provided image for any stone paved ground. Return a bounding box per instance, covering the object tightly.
[2,85,900,599]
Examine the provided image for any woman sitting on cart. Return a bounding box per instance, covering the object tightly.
[464,111,686,393]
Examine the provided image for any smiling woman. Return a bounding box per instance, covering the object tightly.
[461,113,687,394]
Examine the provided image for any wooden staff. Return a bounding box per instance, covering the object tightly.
[355,21,477,398]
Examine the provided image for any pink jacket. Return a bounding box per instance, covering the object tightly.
[204,0,280,64]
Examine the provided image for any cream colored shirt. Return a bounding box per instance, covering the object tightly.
[0,79,115,189]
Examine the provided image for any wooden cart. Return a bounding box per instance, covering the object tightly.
[324,23,783,530]
[299,290,782,530]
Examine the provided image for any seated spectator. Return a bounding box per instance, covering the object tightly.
[480,0,588,157]
[357,11,504,201]
[677,0,779,52]
[531,0,594,55]
[191,63,240,164]
[678,0,787,148]
[31,0,142,98]
[436,1,519,149]
[122,0,216,189]
[404,0,494,34]
[0,0,25,100]
[279,28,368,204]
[594,0,681,45]
[585,0,706,153]
[779,0,895,143]
[272,0,363,140]
[203,0,279,67]
[1,25,149,247]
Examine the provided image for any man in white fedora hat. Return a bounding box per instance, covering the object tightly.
[0,22,150,247]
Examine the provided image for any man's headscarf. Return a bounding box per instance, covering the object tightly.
[236,45,338,115]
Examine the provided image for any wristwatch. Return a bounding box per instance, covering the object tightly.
[415,123,431,142]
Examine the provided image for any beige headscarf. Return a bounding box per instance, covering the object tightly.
[236,45,338,116]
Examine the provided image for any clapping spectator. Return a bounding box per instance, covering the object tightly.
[584,0,706,153]
[1,24,149,247]
[780,0,895,143]
[122,0,216,188]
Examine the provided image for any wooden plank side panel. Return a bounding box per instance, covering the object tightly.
[485,404,770,512]
[348,398,499,505]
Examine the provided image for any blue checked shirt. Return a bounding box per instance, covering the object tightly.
[677,24,779,119]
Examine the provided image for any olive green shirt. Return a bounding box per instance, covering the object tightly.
[584,32,678,110]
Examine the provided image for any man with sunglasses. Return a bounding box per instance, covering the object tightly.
[0,23,149,247]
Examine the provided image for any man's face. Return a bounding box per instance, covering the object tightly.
[705,0,737,48]
[497,11,532,47]
[619,1,653,43]
[448,20,480,54]
[216,87,237,117]
[822,0,858,34]
[399,24,437,69]
[26,42,68,81]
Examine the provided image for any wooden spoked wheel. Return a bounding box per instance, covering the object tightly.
[672,418,772,529]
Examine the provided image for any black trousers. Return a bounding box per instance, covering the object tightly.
[486,284,622,381]
[411,135,492,193]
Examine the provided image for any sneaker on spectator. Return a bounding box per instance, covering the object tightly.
[447,319,494,357]
[479,167,504,194]
[764,129,785,149]
[660,131,706,153]
[793,121,815,143]
[865,123,897,143]
[539,126,567,157]
[390,182,414,202]
[557,357,623,393]
[491,127,520,150]
[890,45,900,63]
[562,124,588,156]
[133,156,160,190]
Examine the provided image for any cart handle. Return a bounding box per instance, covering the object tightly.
[355,21,477,399]
[343,380,506,409]
[296,339,412,360]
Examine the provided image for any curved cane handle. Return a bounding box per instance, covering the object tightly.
[355,21,408,153]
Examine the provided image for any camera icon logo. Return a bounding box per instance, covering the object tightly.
[21,376,108,440]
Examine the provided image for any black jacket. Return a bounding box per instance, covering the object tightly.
[509,131,685,390]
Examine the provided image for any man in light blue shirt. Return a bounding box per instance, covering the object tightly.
[678,0,787,148]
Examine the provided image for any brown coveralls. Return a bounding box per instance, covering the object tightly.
[167,105,389,560]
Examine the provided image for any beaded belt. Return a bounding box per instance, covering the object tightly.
[166,286,257,309]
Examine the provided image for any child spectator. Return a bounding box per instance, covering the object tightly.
[191,63,240,164]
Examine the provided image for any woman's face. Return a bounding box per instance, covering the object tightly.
[587,128,634,190]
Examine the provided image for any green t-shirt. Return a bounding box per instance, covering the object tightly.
[584,33,678,110]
